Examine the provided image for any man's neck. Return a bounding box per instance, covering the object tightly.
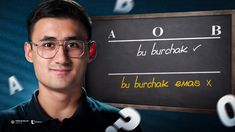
[37,85,82,122]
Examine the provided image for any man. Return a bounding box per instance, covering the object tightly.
[0,0,142,131]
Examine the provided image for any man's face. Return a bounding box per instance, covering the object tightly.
[25,18,90,91]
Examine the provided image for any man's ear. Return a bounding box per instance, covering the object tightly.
[24,42,33,63]
[88,41,97,63]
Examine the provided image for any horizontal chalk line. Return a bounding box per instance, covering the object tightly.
[108,71,221,76]
[108,36,221,43]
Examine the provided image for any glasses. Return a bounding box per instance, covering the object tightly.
[29,40,90,59]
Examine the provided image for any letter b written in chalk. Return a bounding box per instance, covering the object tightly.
[212,25,222,36]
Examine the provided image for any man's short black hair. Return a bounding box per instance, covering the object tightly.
[27,0,92,41]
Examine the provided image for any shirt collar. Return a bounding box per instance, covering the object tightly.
[26,88,87,122]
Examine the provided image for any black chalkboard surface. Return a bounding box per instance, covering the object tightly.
[86,10,235,112]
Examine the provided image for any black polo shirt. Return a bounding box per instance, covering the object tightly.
[0,90,142,132]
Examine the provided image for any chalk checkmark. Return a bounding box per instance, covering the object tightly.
[193,44,202,51]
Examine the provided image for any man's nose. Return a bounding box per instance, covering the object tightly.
[53,45,70,64]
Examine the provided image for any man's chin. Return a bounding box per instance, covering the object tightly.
[46,82,72,91]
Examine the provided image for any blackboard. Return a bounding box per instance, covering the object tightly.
[86,10,235,112]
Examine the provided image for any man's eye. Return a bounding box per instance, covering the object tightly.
[67,42,81,49]
[42,42,55,48]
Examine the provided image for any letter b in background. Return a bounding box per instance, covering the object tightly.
[217,94,235,127]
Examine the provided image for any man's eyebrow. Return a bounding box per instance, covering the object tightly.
[40,36,56,41]
[64,36,82,41]
[39,36,82,41]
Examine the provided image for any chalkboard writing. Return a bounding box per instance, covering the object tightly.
[86,10,235,112]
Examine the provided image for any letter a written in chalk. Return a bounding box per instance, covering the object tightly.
[108,30,116,39]
[8,76,23,95]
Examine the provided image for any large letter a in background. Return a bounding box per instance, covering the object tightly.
[8,76,23,95]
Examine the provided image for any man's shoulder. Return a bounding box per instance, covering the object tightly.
[84,96,143,132]
[84,96,120,120]
[0,108,17,118]
[0,101,30,120]
[86,96,120,113]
